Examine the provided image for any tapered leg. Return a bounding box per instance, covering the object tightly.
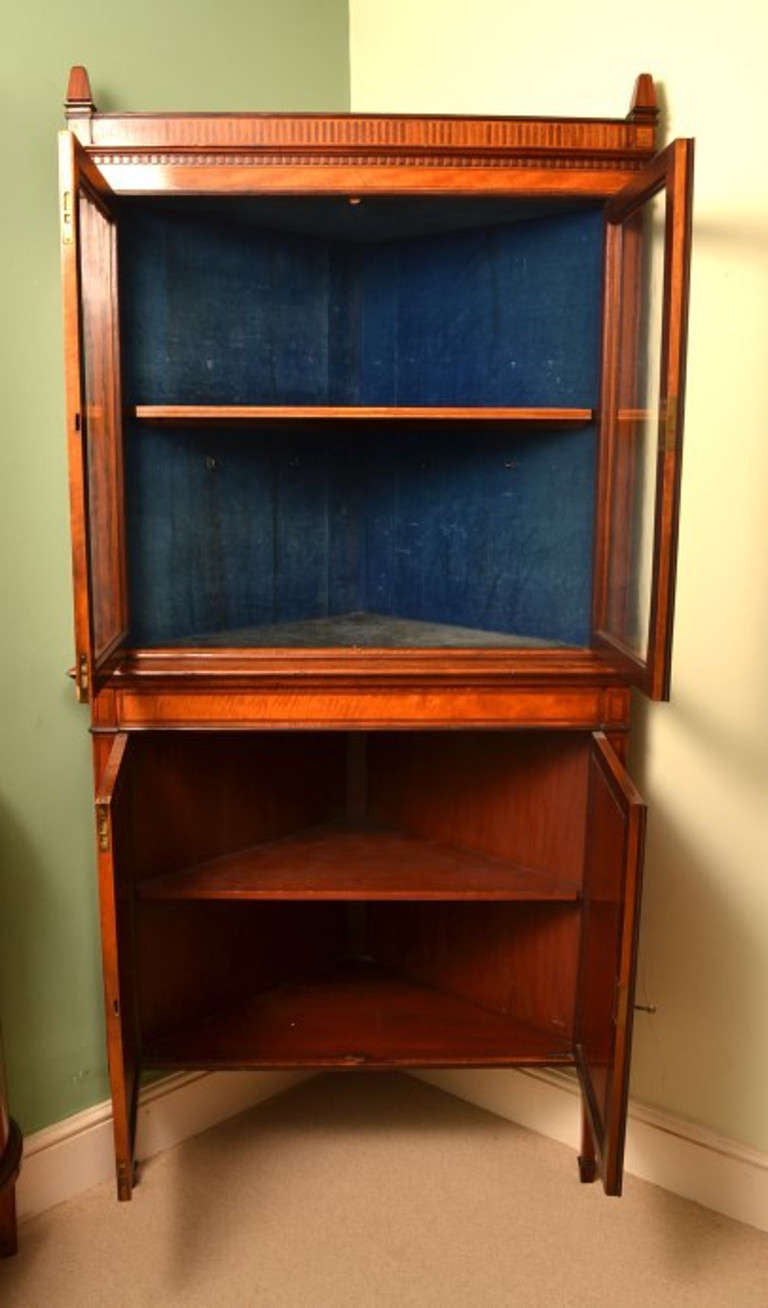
[0,1186,17,1258]
[116,1156,133,1202]
[578,1100,597,1183]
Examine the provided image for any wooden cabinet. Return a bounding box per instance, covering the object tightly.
[59,67,693,1200]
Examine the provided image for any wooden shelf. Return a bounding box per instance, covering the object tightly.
[130,404,594,427]
[142,963,574,1069]
[137,823,580,902]
[157,612,564,650]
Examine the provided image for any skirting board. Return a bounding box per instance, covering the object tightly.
[16,1070,309,1222]
[412,1069,768,1233]
[15,1067,768,1234]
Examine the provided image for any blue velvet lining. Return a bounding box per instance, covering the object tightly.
[120,205,602,407]
[120,200,602,646]
[126,424,596,646]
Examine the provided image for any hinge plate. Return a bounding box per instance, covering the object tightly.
[96,803,110,853]
[76,652,89,703]
[62,189,74,244]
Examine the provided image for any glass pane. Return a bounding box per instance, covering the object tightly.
[605,189,666,659]
[79,189,124,656]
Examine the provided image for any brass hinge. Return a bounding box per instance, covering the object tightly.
[96,803,111,853]
[62,189,74,244]
[76,652,89,702]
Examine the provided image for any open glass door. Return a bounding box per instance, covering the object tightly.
[593,140,694,699]
[577,733,646,1195]
[60,132,128,701]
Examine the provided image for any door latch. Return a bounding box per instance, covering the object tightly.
[62,189,74,244]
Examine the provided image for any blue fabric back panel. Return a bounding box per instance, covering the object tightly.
[121,199,601,645]
[120,206,602,407]
[357,215,601,405]
[126,423,595,646]
[120,212,333,405]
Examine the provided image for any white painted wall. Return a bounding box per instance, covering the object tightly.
[350,0,768,1152]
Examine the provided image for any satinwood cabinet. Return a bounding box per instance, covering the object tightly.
[59,66,693,1199]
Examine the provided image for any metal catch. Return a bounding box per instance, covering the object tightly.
[76,652,89,702]
[62,190,74,244]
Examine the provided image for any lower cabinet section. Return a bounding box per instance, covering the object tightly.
[94,728,645,1199]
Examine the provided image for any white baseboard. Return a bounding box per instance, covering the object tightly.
[412,1068,768,1233]
[16,1067,768,1234]
[16,1070,309,1222]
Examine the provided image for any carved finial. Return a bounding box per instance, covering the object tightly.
[628,74,658,125]
[65,66,96,141]
[66,66,95,110]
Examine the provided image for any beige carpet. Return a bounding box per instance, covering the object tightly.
[1,1073,767,1307]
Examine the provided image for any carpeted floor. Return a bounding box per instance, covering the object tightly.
[1,1073,767,1307]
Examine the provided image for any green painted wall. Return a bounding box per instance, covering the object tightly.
[0,1,349,1135]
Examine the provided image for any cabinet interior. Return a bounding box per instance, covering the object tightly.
[117,730,592,1068]
[117,196,603,649]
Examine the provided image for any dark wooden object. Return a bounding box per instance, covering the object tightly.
[0,1025,21,1257]
[59,67,692,1201]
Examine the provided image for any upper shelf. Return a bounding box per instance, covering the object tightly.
[130,405,595,427]
[136,823,581,902]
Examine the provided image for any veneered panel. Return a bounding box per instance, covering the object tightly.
[369,902,580,1040]
[577,733,646,1195]
[367,731,589,883]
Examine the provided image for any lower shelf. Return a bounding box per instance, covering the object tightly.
[142,963,573,1070]
[157,611,565,649]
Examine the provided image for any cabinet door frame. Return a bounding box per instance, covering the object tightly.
[593,138,694,700]
[59,131,128,702]
[576,732,647,1195]
[94,731,139,1200]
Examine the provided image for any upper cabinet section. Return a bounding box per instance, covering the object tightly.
[60,70,692,694]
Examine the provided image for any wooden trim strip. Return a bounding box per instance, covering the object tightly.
[84,113,655,156]
[131,405,594,426]
[110,687,626,731]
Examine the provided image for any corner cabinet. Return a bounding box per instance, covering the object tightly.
[59,67,693,1201]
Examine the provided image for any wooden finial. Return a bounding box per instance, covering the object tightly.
[66,65,95,109]
[628,73,658,125]
[65,66,96,140]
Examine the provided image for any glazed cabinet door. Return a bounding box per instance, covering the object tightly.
[60,131,128,701]
[577,733,647,1195]
[593,139,694,699]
